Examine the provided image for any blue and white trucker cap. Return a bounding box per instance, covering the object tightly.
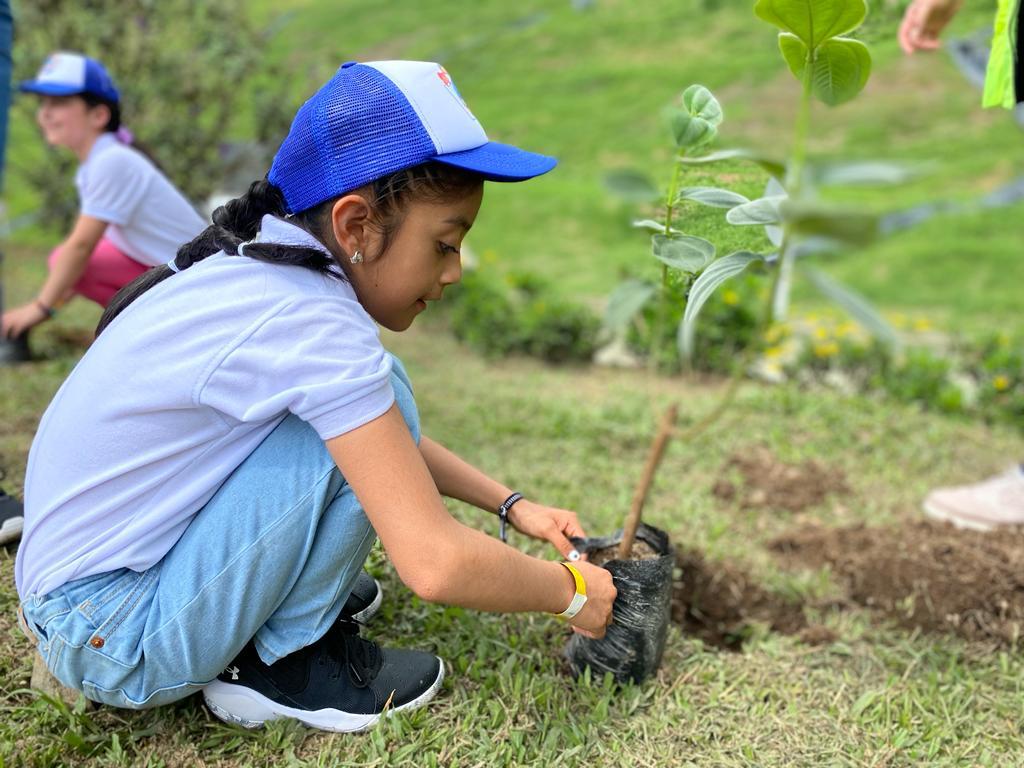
[269,60,557,214]
[19,52,120,103]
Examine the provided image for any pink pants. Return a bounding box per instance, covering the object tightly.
[48,238,151,308]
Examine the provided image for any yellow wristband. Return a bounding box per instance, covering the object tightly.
[554,562,588,621]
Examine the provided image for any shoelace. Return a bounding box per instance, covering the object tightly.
[322,618,382,688]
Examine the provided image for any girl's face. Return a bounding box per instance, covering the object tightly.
[349,187,484,332]
[36,95,107,151]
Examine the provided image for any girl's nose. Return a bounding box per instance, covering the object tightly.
[441,255,462,285]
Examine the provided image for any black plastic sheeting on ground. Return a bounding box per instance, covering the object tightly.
[564,523,674,685]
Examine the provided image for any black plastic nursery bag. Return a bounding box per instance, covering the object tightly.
[564,522,674,685]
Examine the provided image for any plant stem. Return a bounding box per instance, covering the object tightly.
[649,148,687,372]
[774,52,814,322]
[618,402,678,559]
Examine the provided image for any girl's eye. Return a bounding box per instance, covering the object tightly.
[438,242,460,255]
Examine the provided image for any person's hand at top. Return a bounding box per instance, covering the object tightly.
[507,499,589,561]
[899,0,964,54]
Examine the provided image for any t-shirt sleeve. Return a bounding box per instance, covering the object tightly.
[197,296,395,440]
[79,148,151,225]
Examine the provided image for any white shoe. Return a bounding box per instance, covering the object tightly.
[923,465,1024,531]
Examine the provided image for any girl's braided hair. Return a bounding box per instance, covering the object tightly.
[96,163,481,336]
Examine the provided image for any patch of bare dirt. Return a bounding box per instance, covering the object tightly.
[672,547,827,650]
[712,446,848,513]
[770,521,1024,645]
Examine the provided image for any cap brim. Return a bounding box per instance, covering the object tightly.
[18,81,83,96]
[433,141,557,182]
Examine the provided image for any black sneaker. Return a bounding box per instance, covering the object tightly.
[342,572,382,623]
[203,619,444,731]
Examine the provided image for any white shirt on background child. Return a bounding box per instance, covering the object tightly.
[76,132,205,265]
[16,215,395,598]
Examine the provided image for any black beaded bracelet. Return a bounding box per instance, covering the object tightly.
[497,492,524,543]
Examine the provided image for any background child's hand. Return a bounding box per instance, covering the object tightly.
[507,499,587,560]
[1,302,48,339]
[899,0,963,54]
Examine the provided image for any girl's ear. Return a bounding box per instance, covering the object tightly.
[329,194,373,260]
[87,101,111,132]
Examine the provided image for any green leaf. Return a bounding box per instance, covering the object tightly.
[632,219,682,234]
[666,84,723,149]
[679,251,766,360]
[681,149,787,180]
[802,266,900,349]
[780,35,871,106]
[652,233,716,272]
[603,170,660,203]
[779,32,809,79]
[676,186,750,209]
[781,199,878,245]
[604,279,656,333]
[811,38,872,106]
[726,196,786,226]
[682,84,723,126]
[754,0,867,49]
[811,160,915,186]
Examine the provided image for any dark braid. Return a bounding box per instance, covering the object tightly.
[96,165,482,336]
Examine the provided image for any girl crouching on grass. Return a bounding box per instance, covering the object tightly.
[1,52,204,342]
[16,60,616,733]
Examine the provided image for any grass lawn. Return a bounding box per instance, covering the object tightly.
[3,307,1024,766]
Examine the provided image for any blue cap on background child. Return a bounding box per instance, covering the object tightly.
[19,51,120,103]
[269,60,557,214]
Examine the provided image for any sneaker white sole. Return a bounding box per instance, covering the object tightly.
[923,500,994,532]
[0,516,23,546]
[202,656,444,732]
[349,579,383,624]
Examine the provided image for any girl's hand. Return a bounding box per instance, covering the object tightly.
[561,559,617,639]
[507,499,587,560]
[1,302,48,339]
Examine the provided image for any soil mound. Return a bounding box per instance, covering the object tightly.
[672,548,811,649]
[770,521,1024,645]
[712,446,848,513]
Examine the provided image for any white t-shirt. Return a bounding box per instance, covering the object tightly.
[76,133,205,265]
[16,216,395,598]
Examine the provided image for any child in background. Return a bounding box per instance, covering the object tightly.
[1,52,204,341]
[17,60,616,733]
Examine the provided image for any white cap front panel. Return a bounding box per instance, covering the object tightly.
[366,60,489,155]
[37,52,87,89]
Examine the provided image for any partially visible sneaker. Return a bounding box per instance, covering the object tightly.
[203,619,444,732]
[342,572,382,623]
[923,465,1024,531]
[0,489,24,546]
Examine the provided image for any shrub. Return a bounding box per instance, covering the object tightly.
[447,269,598,364]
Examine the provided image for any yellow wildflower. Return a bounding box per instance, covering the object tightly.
[764,345,784,359]
[912,318,932,332]
[813,326,829,340]
[722,289,740,306]
[835,322,858,339]
[994,375,1011,392]
[813,341,839,358]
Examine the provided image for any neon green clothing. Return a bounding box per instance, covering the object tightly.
[983,0,1022,108]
